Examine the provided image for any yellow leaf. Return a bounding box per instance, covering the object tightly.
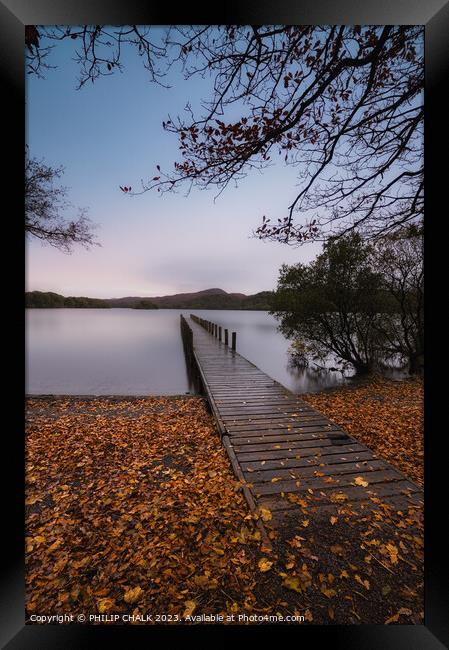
[384,543,399,564]
[287,494,307,507]
[385,612,400,624]
[354,575,370,590]
[258,558,273,572]
[259,507,272,522]
[330,492,348,502]
[330,516,338,525]
[124,586,143,604]
[25,496,41,505]
[48,539,62,553]
[98,598,115,613]
[354,476,369,487]
[183,600,197,617]
[283,576,303,593]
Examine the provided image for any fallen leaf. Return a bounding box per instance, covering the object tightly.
[183,600,197,617]
[258,558,273,572]
[124,586,143,604]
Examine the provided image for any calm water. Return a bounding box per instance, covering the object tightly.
[26,309,352,396]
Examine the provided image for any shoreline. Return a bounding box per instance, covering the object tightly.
[26,393,199,400]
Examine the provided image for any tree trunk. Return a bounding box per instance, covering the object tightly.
[353,361,374,375]
[408,353,424,375]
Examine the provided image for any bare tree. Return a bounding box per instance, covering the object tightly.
[25,151,97,253]
[27,25,424,244]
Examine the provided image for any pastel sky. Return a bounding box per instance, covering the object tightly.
[26,28,322,298]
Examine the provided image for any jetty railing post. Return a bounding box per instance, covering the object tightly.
[224,329,229,346]
[218,326,222,342]
[231,332,236,351]
[214,324,218,338]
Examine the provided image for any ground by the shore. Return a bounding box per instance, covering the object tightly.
[302,376,423,486]
[25,391,423,625]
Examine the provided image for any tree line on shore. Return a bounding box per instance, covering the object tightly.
[25,290,273,311]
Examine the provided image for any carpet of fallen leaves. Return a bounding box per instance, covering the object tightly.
[302,376,423,486]
[26,395,423,625]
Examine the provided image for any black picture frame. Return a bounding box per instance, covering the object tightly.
[2,1,448,647]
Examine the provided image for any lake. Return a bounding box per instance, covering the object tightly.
[26,308,352,396]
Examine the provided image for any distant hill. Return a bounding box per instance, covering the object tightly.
[25,288,273,310]
[25,292,113,309]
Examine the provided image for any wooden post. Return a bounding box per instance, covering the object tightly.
[218,326,222,341]
[214,324,218,338]
[231,332,236,351]
[224,329,229,346]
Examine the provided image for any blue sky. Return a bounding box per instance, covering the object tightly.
[26,28,322,298]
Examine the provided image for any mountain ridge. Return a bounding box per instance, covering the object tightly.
[25,288,273,310]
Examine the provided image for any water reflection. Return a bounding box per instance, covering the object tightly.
[26,309,407,396]
[191,310,347,393]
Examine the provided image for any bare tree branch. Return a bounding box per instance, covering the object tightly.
[25,150,98,253]
[27,25,424,244]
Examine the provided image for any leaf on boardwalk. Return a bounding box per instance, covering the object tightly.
[259,507,272,521]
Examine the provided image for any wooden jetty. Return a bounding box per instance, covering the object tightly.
[181,314,423,531]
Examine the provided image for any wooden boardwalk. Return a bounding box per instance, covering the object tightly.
[185,315,423,529]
